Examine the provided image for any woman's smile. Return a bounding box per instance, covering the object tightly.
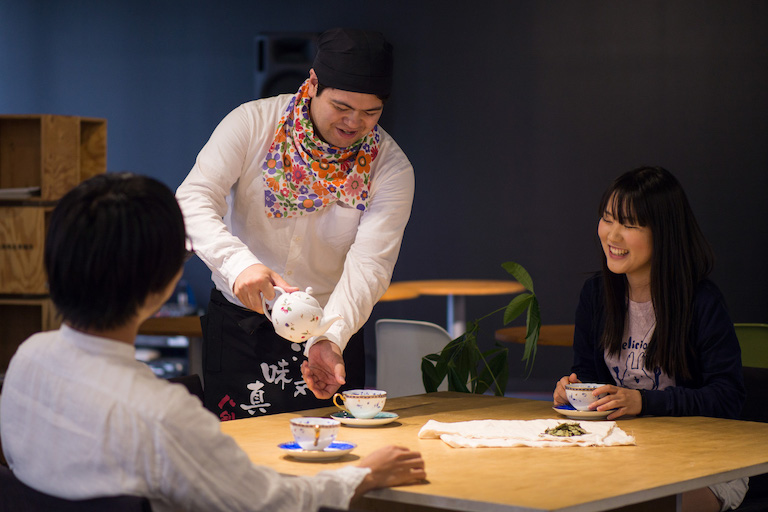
[608,245,629,257]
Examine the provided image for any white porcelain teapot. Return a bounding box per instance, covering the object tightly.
[261,286,343,343]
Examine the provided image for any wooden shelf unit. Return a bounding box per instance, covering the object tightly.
[0,114,106,201]
[0,296,61,372]
[0,114,106,372]
[0,203,55,294]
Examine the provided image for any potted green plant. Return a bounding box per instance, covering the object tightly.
[421,262,541,396]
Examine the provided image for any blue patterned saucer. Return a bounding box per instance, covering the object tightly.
[278,441,356,460]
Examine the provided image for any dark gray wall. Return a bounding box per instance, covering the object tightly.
[2,0,766,390]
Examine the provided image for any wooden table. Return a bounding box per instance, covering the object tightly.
[139,316,203,337]
[138,316,203,378]
[389,280,525,337]
[380,282,421,302]
[220,392,768,512]
[496,324,575,346]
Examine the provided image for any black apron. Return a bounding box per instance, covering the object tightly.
[201,288,365,420]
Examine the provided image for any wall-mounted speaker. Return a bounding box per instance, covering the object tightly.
[254,32,318,99]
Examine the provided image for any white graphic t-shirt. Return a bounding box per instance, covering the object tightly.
[603,300,675,390]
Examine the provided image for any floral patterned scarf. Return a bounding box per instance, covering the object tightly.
[262,79,379,218]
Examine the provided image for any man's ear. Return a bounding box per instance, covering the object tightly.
[307,69,319,98]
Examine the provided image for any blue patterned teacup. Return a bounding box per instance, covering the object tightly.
[332,389,387,419]
[565,383,607,411]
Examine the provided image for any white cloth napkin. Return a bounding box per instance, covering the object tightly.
[418,419,636,448]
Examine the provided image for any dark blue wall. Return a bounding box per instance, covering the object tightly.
[3,0,766,389]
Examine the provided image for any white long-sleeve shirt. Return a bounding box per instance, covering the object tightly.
[175,95,414,352]
[0,326,368,512]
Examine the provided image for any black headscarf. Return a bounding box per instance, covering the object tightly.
[312,28,393,97]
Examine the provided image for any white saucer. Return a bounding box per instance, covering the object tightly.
[330,411,400,427]
[553,404,613,420]
[278,441,357,461]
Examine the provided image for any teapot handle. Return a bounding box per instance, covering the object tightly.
[261,286,286,322]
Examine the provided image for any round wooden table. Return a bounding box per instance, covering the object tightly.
[495,323,575,346]
[390,279,525,336]
[378,282,421,302]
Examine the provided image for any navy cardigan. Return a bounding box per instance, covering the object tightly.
[571,274,745,419]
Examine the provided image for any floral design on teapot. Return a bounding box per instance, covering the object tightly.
[262,287,343,343]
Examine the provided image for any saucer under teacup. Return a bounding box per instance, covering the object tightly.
[278,441,357,461]
[330,410,399,427]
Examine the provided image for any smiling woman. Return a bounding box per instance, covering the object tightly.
[554,166,746,512]
[596,167,717,383]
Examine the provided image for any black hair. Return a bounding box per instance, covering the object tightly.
[44,173,186,331]
[316,82,389,103]
[599,166,714,380]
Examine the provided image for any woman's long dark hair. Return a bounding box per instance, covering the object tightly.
[599,167,714,380]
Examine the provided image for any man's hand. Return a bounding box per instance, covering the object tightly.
[233,263,298,313]
[300,339,345,399]
[352,446,427,501]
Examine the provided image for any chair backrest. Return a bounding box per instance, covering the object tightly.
[738,366,768,510]
[375,319,451,398]
[735,323,768,369]
[741,366,768,423]
[0,465,152,512]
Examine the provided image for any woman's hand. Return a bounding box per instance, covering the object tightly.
[591,385,642,420]
[553,373,580,405]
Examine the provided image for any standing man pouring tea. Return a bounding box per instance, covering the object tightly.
[176,28,414,419]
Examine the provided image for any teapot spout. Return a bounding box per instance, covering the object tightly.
[314,314,343,337]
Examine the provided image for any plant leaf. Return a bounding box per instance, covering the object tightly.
[421,357,442,392]
[476,345,509,395]
[525,295,541,339]
[453,337,476,392]
[503,292,532,325]
[435,335,464,376]
[502,261,534,293]
[447,367,470,393]
[522,296,541,377]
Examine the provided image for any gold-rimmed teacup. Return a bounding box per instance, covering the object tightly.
[332,389,387,419]
[290,417,339,450]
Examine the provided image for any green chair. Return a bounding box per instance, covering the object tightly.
[734,324,768,510]
[735,323,768,369]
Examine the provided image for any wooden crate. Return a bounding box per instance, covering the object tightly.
[0,297,60,372]
[0,114,106,201]
[0,204,53,294]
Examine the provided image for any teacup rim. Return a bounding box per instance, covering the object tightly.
[342,389,387,398]
[290,417,340,428]
[565,382,602,390]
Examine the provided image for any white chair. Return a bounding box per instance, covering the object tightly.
[375,319,451,397]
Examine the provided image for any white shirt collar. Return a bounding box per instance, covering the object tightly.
[59,323,135,360]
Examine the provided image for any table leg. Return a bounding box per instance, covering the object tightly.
[447,295,466,338]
